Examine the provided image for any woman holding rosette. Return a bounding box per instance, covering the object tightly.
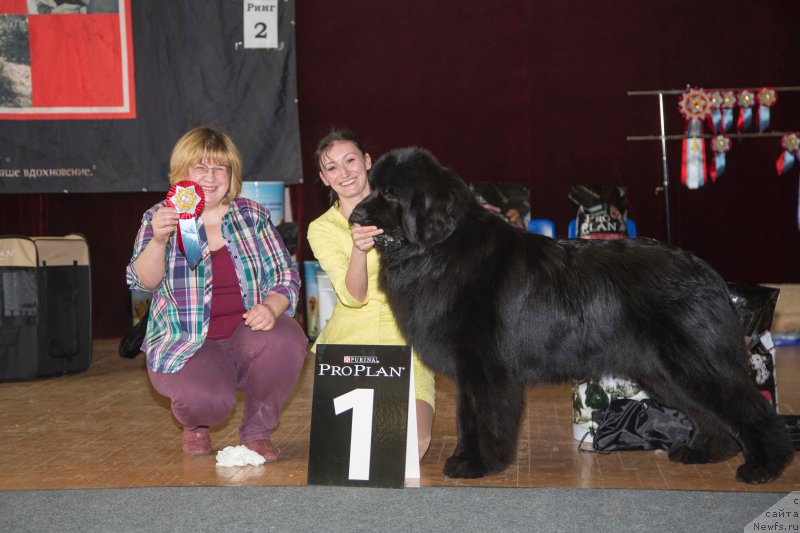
[126,126,307,460]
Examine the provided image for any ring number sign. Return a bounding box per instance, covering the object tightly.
[243,0,278,49]
[307,345,413,488]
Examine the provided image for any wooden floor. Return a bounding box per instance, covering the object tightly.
[0,339,798,492]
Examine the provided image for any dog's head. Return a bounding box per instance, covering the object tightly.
[349,147,476,251]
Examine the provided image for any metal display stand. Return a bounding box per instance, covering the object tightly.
[626,86,800,243]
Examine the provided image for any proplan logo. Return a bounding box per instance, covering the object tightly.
[0,249,15,261]
[745,491,800,531]
[318,354,405,378]
[343,356,379,364]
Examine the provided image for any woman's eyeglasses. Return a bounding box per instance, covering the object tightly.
[190,164,231,179]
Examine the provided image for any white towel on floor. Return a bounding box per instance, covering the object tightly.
[215,445,266,467]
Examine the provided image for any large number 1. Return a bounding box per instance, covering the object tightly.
[333,388,374,480]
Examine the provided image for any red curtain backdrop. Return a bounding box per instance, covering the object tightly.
[2,0,798,337]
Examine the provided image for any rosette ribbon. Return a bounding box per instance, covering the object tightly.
[709,134,731,181]
[776,133,800,175]
[736,89,755,132]
[721,91,736,133]
[776,134,800,230]
[165,180,206,270]
[678,88,710,189]
[706,91,723,134]
[756,87,777,133]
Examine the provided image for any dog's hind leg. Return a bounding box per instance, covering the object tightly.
[641,367,793,484]
[444,369,525,479]
[636,369,737,463]
[726,391,794,484]
[637,377,740,464]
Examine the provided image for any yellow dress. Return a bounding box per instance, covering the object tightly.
[307,204,435,408]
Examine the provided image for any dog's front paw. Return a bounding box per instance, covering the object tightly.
[444,454,489,479]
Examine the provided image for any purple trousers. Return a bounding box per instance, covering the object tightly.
[148,315,308,442]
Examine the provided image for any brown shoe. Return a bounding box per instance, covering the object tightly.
[182,429,212,455]
[242,439,280,462]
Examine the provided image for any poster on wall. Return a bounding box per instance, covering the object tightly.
[0,0,302,193]
[0,0,134,120]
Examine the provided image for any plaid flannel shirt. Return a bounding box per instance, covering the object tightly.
[126,196,300,373]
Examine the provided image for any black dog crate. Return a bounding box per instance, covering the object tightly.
[0,234,92,381]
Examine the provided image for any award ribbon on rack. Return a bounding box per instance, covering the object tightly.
[776,133,799,175]
[756,87,777,133]
[736,89,755,132]
[776,133,800,230]
[678,88,710,189]
[707,91,723,134]
[709,135,732,181]
[165,180,206,270]
[721,91,736,133]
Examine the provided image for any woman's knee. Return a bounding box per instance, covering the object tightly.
[275,315,309,357]
[171,390,236,425]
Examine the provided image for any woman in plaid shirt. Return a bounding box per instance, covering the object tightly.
[126,126,307,460]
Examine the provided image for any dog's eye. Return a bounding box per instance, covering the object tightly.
[382,189,396,201]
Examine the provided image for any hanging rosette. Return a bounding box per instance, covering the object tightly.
[776,133,800,231]
[736,89,755,132]
[678,87,711,189]
[756,87,777,133]
[776,133,800,175]
[706,91,723,134]
[709,134,731,181]
[721,91,736,133]
[165,180,206,270]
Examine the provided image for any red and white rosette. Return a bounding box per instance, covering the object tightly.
[776,133,800,176]
[736,89,755,132]
[165,180,205,270]
[776,133,800,230]
[756,87,777,133]
[706,91,723,134]
[678,88,710,189]
[721,90,736,133]
[709,134,731,182]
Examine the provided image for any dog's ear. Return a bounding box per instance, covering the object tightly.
[407,169,470,248]
[408,189,454,248]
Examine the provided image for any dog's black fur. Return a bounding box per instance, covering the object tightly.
[349,147,793,484]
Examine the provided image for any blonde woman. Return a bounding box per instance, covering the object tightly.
[126,126,307,460]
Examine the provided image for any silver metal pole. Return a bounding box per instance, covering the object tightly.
[658,93,672,244]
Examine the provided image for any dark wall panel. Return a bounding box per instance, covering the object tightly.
[2,0,798,336]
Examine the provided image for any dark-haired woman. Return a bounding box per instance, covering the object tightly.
[307,129,435,459]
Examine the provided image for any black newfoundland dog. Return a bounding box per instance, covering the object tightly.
[349,147,793,484]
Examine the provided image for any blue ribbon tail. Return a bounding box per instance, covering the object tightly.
[180,219,203,270]
[715,153,726,178]
[723,110,733,133]
[759,106,770,133]
[785,152,796,175]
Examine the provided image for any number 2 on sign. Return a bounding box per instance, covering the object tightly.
[333,388,374,480]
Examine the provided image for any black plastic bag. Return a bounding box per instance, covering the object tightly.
[470,181,530,226]
[591,399,694,452]
[118,318,147,358]
[727,283,780,337]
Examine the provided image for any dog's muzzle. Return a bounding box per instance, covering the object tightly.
[373,230,405,251]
